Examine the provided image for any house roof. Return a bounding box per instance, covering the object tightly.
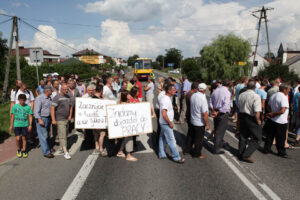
[250,52,271,63]
[279,43,300,52]
[11,46,60,56]
[72,48,103,56]
[283,55,300,66]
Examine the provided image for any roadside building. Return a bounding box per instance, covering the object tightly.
[72,48,106,65]
[283,55,300,76]
[249,52,270,76]
[278,43,300,64]
[12,46,60,66]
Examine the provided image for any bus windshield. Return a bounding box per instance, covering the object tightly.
[134,61,143,69]
[144,60,151,69]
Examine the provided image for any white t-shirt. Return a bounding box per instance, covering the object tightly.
[156,90,165,109]
[11,89,35,105]
[159,94,174,124]
[146,82,154,96]
[103,85,116,100]
[190,92,208,126]
[255,82,261,89]
[269,92,289,124]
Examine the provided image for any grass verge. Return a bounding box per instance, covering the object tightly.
[0,102,11,144]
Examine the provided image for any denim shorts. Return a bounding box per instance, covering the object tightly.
[14,127,28,136]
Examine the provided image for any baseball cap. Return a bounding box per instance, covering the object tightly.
[198,83,207,91]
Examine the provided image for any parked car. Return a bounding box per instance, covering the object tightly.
[168,69,180,74]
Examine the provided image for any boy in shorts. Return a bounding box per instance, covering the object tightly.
[9,94,33,158]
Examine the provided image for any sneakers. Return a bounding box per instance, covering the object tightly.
[22,151,28,158]
[17,150,22,158]
[64,152,72,160]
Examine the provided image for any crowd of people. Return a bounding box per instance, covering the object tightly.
[8,71,300,164]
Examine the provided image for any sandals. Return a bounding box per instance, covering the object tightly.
[126,156,138,162]
[285,145,295,150]
[117,153,126,158]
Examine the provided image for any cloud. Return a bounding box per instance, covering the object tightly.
[0,9,7,15]
[80,0,168,22]
[32,25,75,57]
[12,2,21,7]
[24,3,30,8]
[30,0,300,59]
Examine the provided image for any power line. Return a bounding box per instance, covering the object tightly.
[0,17,12,25]
[1,13,256,32]
[20,19,79,52]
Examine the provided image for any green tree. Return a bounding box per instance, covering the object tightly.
[264,52,275,60]
[127,54,139,67]
[0,32,8,89]
[165,48,182,69]
[258,63,299,82]
[200,33,251,82]
[156,54,164,69]
[182,58,203,81]
[106,57,116,66]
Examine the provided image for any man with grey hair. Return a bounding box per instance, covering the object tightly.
[34,85,54,158]
[82,84,97,98]
[51,83,73,160]
[238,79,262,163]
[264,83,290,158]
[177,75,191,124]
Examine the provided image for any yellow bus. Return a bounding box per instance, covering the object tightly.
[134,58,152,80]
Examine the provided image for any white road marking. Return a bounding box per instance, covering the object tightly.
[225,122,282,200]
[258,183,281,200]
[219,154,267,200]
[61,154,99,200]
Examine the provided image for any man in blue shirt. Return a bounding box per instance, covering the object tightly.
[255,80,268,117]
[177,75,191,124]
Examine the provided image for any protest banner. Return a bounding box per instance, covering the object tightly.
[75,98,116,129]
[106,102,153,139]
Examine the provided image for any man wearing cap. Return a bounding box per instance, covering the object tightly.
[34,85,54,158]
[190,83,210,158]
[210,78,231,154]
[238,80,262,163]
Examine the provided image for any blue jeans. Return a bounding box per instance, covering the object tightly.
[36,117,51,156]
[158,124,181,161]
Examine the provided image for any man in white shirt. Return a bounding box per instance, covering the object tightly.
[238,80,262,163]
[103,77,117,101]
[264,83,290,158]
[10,83,34,112]
[190,83,210,159]
[158,84,185,164]
[155,82,167,144]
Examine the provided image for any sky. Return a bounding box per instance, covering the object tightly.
[0,0,299,60]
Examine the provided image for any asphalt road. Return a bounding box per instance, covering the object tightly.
[0,71,299,200]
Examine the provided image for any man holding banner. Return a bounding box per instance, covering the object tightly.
[158,84,185,164]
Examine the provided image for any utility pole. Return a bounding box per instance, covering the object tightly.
[2,16,21,103]
[250,6,274,77]
[14,16,21,80]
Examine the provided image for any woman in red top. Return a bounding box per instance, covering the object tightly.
[133,76,143,102]
[129,87,140,103]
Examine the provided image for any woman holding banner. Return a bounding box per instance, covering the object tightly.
[116,91,138,162]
